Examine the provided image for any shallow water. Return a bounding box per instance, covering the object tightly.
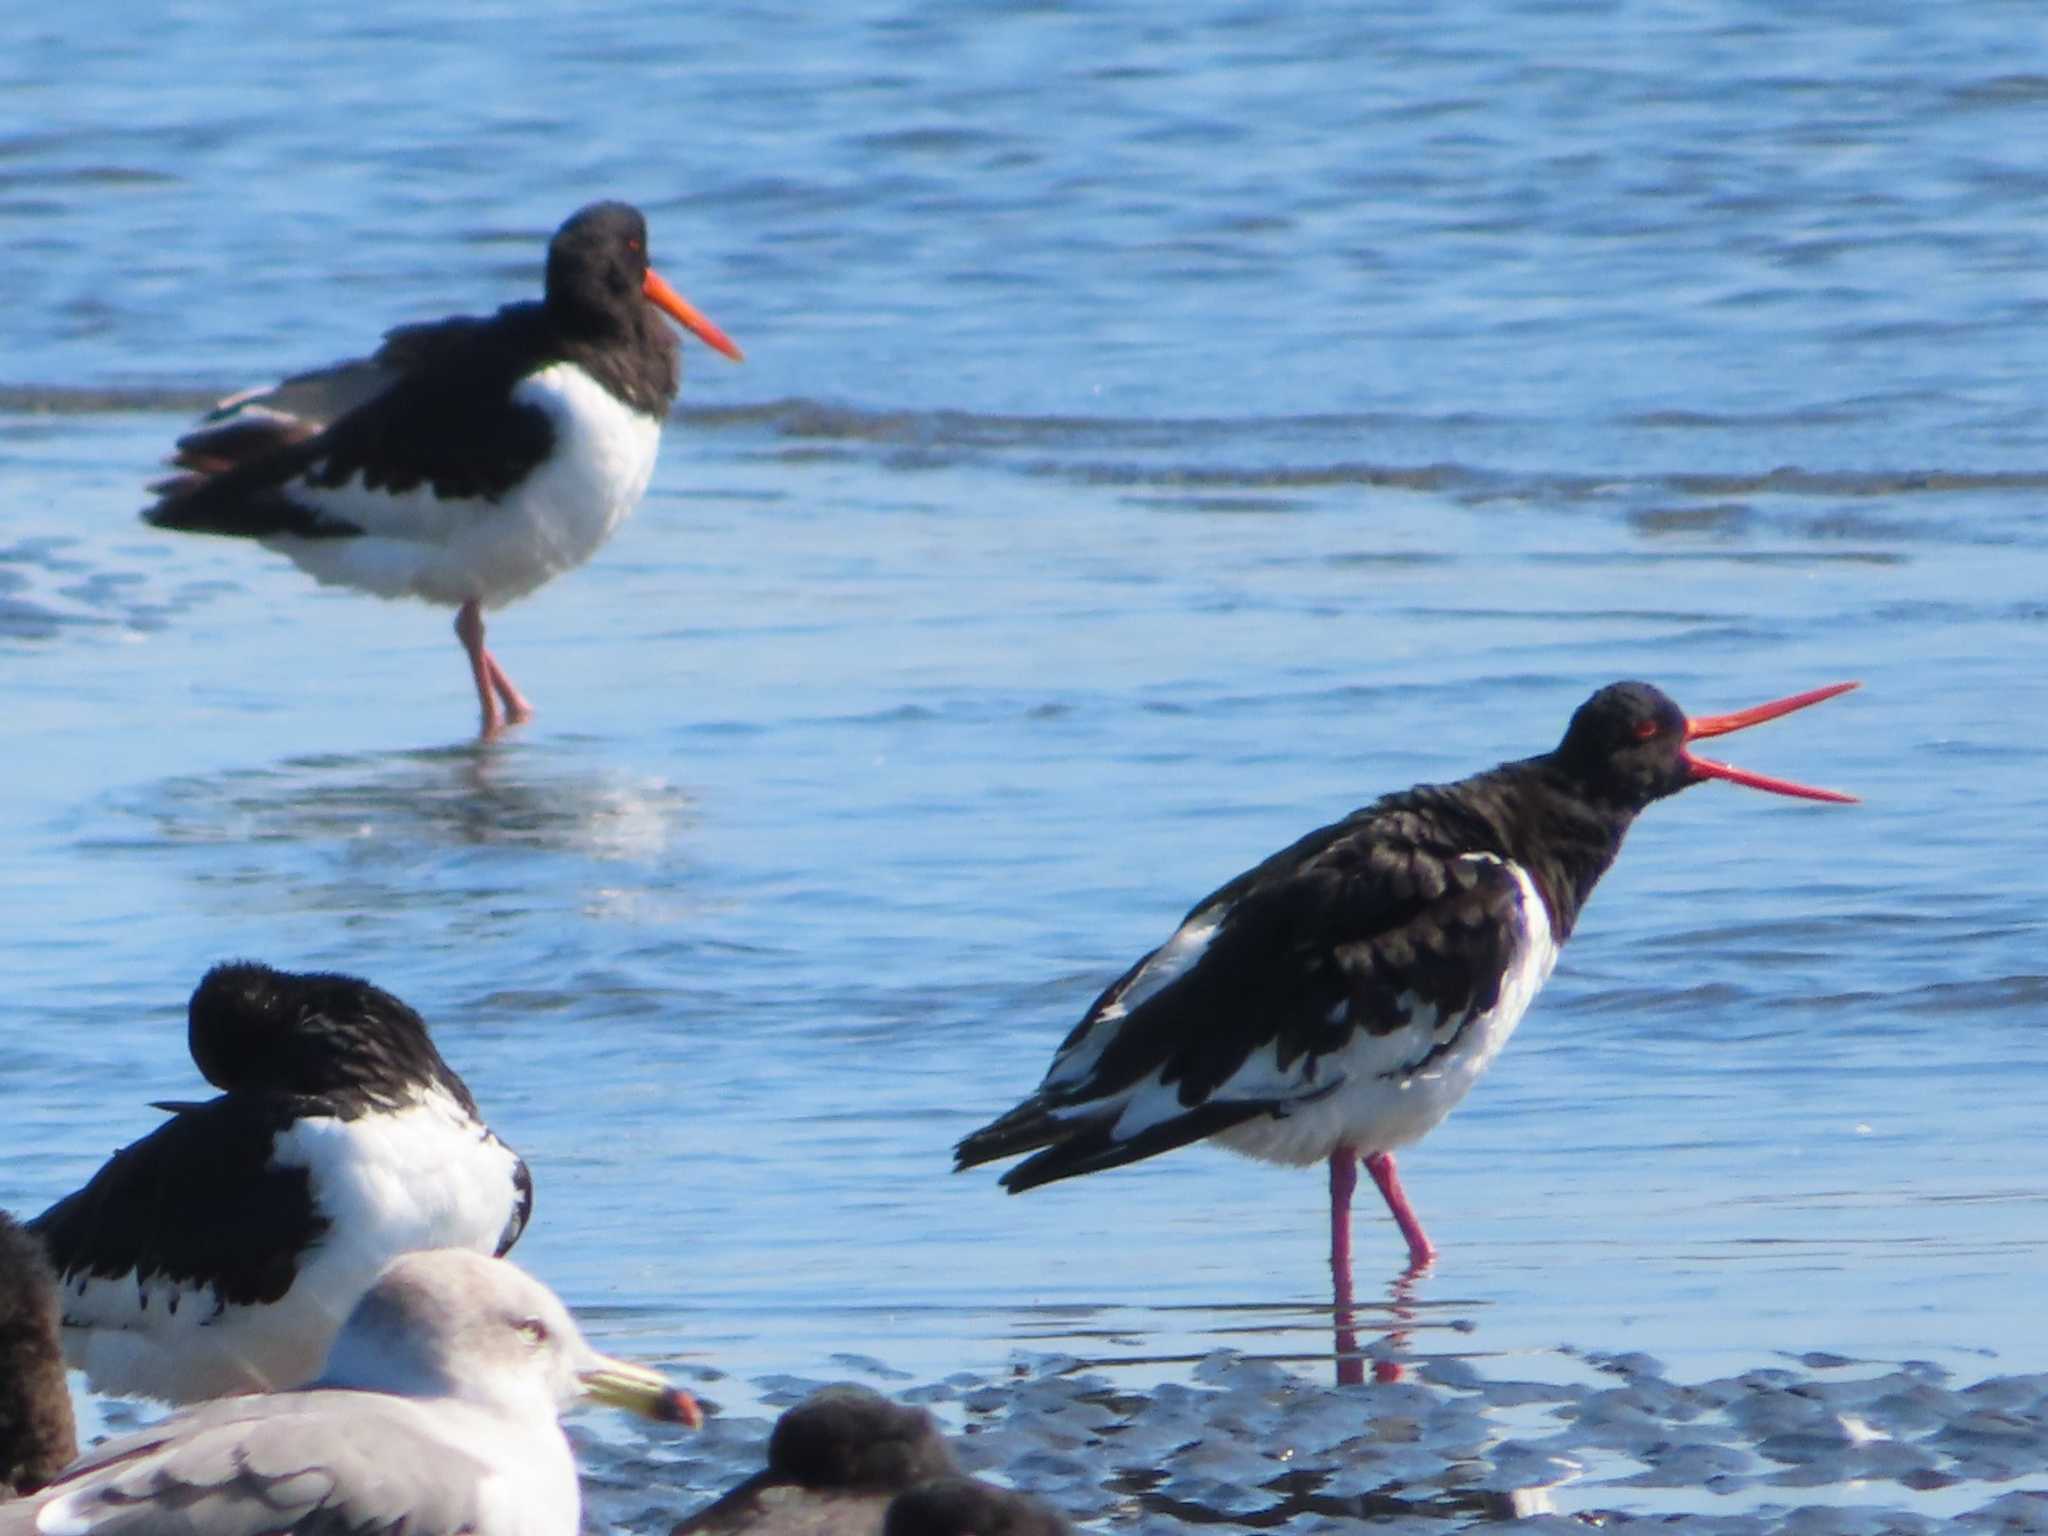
[5,3,2048,1529]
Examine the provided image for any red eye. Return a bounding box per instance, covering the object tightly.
[1634,719,1659,740]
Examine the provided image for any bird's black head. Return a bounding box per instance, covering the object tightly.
[883,1477,1072,1536]
[766,1385,957,1491]
[1552,679,1859,811]
[185,960,475,1114]
[1552,681,1694,809]
[545,201,653,331]
[544,200,743,360]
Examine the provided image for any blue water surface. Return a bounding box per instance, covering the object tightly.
[4,2,2047,1525]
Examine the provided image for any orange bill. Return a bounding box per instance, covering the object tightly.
[1682,681,1859,803]
[643,269,744,362]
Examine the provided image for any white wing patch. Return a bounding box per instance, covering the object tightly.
[1041,902,1228,1094]
[264,363,663,609]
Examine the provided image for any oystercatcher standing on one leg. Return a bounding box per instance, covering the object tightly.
[955,680,1857,1307]
[144,201,744,738]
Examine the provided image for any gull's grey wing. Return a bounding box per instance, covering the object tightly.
[6,1392,492,1536]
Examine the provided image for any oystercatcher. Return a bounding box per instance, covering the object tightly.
[0,1251,700,1536]
[144,201,743,737]
[955,681,1857,1293]
[29,962,533,1402]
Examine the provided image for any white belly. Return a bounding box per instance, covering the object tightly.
[1213,861,1559,1165]
[61,1091,525,1403]
[267,363,663,608]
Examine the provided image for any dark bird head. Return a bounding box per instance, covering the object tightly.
[766,1385,958,1491]
[186,960,477,1115]
[883,1477,1072,1536]
[1553,680,1858,811]
[545,201,743,360]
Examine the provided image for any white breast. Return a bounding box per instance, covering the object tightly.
[267,363,663,609]
[59,1090,526,1403]
[273,1088,527,1325]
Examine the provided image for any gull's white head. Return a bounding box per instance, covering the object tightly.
[316,1250,700,1427]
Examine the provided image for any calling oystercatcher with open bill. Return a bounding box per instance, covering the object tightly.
[144,201,743,737]
[956,680,1858,1303]
[29,961,533,1403]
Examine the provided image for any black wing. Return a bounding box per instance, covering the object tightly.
[144,304,559,538]
[956,789,1534,1186]
[28,1096,327,1312]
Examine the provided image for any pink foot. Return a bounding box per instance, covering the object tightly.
[483,651,534,726]
[1365,1150,1437,1272]
[455,600,532,737]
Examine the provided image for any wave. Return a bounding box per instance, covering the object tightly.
[10,385,2048,504]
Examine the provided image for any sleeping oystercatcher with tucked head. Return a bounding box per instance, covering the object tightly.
[28,962,533,1403]
[144,201,743,737]
[955,681,1857,1298]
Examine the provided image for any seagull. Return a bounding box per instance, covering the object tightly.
[671,1385,959,1536]
[144,200,744,737]
[29,961,532,1402]
[0,1250,700,1536]
[955,681,1857,1296]
[0,1214,76,1499]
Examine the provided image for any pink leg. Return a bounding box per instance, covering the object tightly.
[482,651,534,726]
[454,602,534,737]
[1365,1150,1437,1271]
[1328,1145,1358,1298]
[1329,1147,1363,1386]
[454,601,502,738]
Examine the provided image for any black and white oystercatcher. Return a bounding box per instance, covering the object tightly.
[29,962,533,1402]
[144,201,743,737]
[955,681,1857,1295]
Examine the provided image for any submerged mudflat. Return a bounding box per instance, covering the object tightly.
[586,1346,2048,1533]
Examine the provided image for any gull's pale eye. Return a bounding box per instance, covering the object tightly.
[515,1318,551,1347]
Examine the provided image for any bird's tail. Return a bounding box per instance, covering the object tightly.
[956,1096,1273,1194]
[143,361,392,533]
[952,1098,1067,1173]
